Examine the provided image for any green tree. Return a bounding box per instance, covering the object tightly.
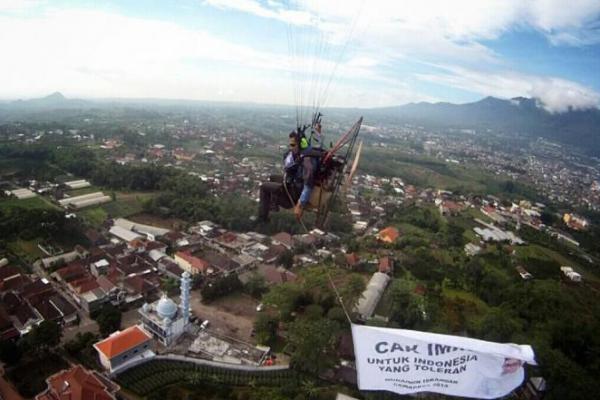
[279,250,294,269]
[477,307,523,342]
[93,304,122,337]
[161,277,179,295]
[254,313,279,346]
[201,274,243,303]
[26,320,62,352]
[388,280,424,328]
[244,273,268,298]
[445,222,466,247]
[0,339,22,365]
[287,318,340,375]
[263,282,304,319]
[340,273,366,311]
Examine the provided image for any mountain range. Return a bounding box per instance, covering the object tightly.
[2,93,599,155]
[367,96,600,155]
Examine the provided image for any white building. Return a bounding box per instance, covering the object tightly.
[354,272,391,321]
[561,266,582,282]
[94,325,153,372]
[138,272,191,346]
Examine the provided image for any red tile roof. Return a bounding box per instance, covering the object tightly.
[378,257,392,273]
[55,262,87,282]
[175,251,210,273]
[35,365,118,400]
[69,277,99,294]
[345,253,360,267]
[94,326,151,359]
[378,227,400,243]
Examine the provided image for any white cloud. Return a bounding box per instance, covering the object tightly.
[416,65,600,112]
[208,0,600,64]
[0,0,42,13]
[0,8,413,107]
[204,0,314,26]
[1,1,598,109]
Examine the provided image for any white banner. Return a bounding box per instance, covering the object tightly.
[352,324,536,399]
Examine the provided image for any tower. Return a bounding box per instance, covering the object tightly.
[180,271,191,325]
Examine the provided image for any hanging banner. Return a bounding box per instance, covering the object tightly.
[352,324,536,399]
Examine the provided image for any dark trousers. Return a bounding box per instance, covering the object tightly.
[258,175,298,221]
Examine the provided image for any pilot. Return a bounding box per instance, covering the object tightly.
[258,131,316,221]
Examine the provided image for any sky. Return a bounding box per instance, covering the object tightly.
[1,0,599,112]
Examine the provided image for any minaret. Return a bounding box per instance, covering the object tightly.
[180,271,191,325]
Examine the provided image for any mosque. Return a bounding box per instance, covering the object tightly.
[138,271,192,346]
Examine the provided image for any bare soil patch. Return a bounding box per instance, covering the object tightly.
[189,291,259,343]
[129,212,187,230]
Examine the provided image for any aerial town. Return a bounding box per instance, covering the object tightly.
[3,1,600,398]
[1,106,597,400]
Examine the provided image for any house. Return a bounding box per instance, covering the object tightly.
[202,251,237,274]
[464,243,482,257]
[257,264,297,285]
[174,251,211,275]
[377,227,399,243]
[271,232,293,250]
[35,365,119,400]
[560,266,582,282]
[516,266,533,280]
[378,257,393,274]
[109,226,142,243]
[157,258,185,280]
[94,325,154,372]
[345,253,360,268]
[439,200,462,216]
[262,244,288,264]
[0,305,19,340]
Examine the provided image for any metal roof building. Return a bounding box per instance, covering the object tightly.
[354,272,390,321]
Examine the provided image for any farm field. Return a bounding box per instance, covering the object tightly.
[116,360,300,398]
[0,195,59,210]
[78,191,157,227]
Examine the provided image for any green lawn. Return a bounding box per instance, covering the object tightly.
[441,288,489,333]
[443,288,489,310]
[78,192,156,227]
[515,244,599,282]
[66,185,102,197]
[0,195,59,210]
[6,239,45,262]
[79,207,109,227]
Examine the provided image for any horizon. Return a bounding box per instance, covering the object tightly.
[1,1,599,112]
[1,91,585,112]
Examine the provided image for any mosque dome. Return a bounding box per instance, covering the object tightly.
[156,295,178,319]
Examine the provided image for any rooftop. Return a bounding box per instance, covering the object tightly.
[35,365,118,400]
[94,325,152,359]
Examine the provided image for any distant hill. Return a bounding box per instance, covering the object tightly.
[1,93,598,155]
[367,96,600,155]
[6,92,91,109]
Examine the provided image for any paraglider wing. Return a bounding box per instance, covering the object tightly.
[345,140,363,188]
[315,117,363,229]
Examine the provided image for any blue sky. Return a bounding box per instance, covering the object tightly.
[1,0,599,112]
